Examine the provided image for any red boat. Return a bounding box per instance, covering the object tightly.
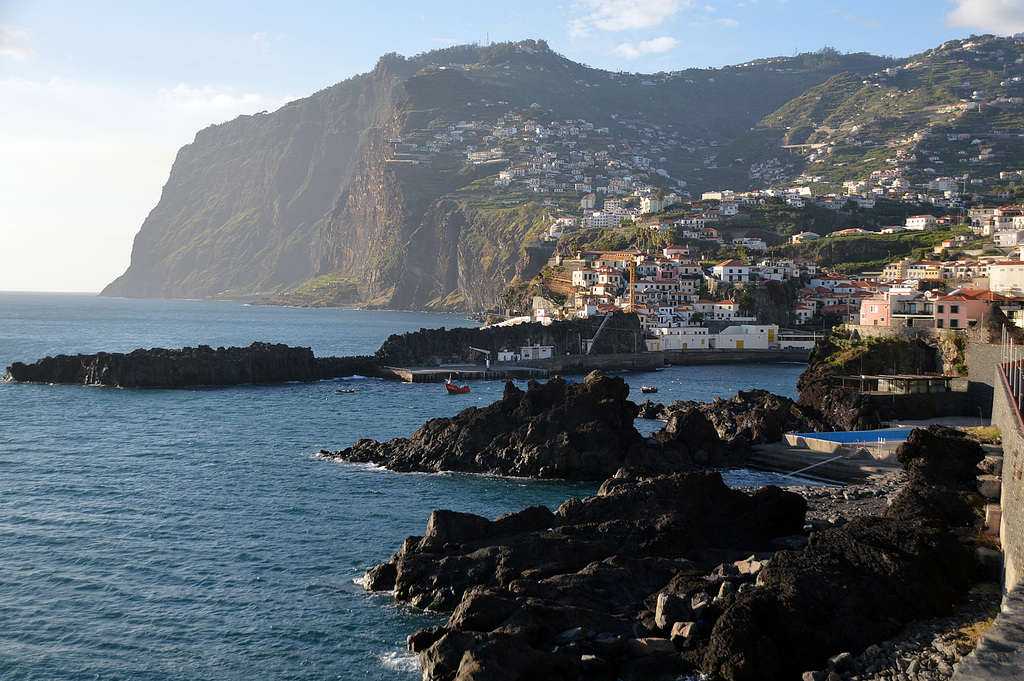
[445,378,470,394]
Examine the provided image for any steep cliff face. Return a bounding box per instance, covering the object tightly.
[103,59,414,298]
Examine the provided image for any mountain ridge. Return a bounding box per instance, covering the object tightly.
[102,39,903,309]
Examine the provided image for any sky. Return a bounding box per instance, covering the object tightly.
[2,0,1023,293]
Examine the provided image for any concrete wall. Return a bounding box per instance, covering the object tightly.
[663,348,809,365]
[521,352,665,374]
[968,344,1002,418]
[992,365,1024,592]
[520,349,810,374]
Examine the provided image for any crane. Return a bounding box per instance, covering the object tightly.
[469,346,492,368]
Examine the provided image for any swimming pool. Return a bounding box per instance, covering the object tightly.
[796,429,913,444]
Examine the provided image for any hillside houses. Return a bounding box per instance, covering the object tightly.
[858,287,1024,329]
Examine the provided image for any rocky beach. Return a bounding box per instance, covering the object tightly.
[356,425,989,681]
[6,322,1003,680]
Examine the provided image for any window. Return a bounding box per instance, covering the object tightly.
[938,305,945,313]
[951,319,959,328]
[937,319,944,328]
[950,305,959,314]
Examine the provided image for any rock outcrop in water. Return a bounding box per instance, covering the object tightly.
[3,343,382,388]
[359,425,983,681]
[323,372,696,480]
[375,311,643,366]
[647,389,809,461]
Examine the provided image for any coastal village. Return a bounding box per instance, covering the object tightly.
[490,195,1024,354]
[378,38,1024,355]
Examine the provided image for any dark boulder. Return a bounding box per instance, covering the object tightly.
[699,426,984,681]
[363,428,984,681]
[364,471,808,680]
[323,373,697,481]
[654,389,802,463]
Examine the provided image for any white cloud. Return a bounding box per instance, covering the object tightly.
[611,36,680,58]
[691,16,740,28]
[947,0,1024,33]
[252,31,271,53]
[0,25,34,61]
[159,83,295,113]
[569,0,690,37]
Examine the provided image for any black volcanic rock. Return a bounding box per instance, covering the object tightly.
[3,342,382,388]
[700,425,983,681]
[365,470,807,680]
[360,427,984,681]
[375,311,643,366]
[323,372,692,480]
[652,389,804,464]
[795,335,940,432]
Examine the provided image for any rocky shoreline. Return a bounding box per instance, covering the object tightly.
[782,470,1001,681]
[321,374,816,479]
[353,425,990,681]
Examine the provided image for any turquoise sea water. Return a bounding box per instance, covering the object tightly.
[0,293,805,680]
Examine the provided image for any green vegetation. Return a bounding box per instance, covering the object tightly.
[774,228,958,273]
[961,426,1001,444]
[255,270,361,307]
[826,336,902,369]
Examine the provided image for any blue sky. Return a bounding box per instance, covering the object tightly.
[2,0,1023,292]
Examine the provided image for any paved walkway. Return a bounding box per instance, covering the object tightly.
[953,584,1024,679]
[884,416,992,429]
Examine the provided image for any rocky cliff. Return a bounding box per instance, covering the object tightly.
[101,41,888,310]
[103,57,417,299]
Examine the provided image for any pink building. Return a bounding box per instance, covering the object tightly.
[859,293,893,326]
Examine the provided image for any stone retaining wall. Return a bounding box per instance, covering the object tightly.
[846,325,944,342]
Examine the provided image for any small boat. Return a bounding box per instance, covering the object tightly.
[334,388,356,394]
[445,378,470,394]
[640,386,658,394]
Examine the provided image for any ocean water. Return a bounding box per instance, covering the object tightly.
[0,293,805,680]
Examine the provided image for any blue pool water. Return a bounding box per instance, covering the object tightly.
[798,429,913,443]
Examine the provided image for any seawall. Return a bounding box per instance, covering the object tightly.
[991,356,1023,592]
[513,348,809,375]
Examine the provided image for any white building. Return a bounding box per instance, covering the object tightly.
[990,261,1024,294]
[905,215,938,231]
[712,325,779,349]
[995,230,1024,248]
[712,259,751,283]
[648,326,710,351]
[519,344,554,360]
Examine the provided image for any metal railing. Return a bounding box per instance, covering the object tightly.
[1001,324,1024,413]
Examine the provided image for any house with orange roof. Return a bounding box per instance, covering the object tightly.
[934,290,991,329]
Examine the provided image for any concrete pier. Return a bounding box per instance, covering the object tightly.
[383,365,548,383]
